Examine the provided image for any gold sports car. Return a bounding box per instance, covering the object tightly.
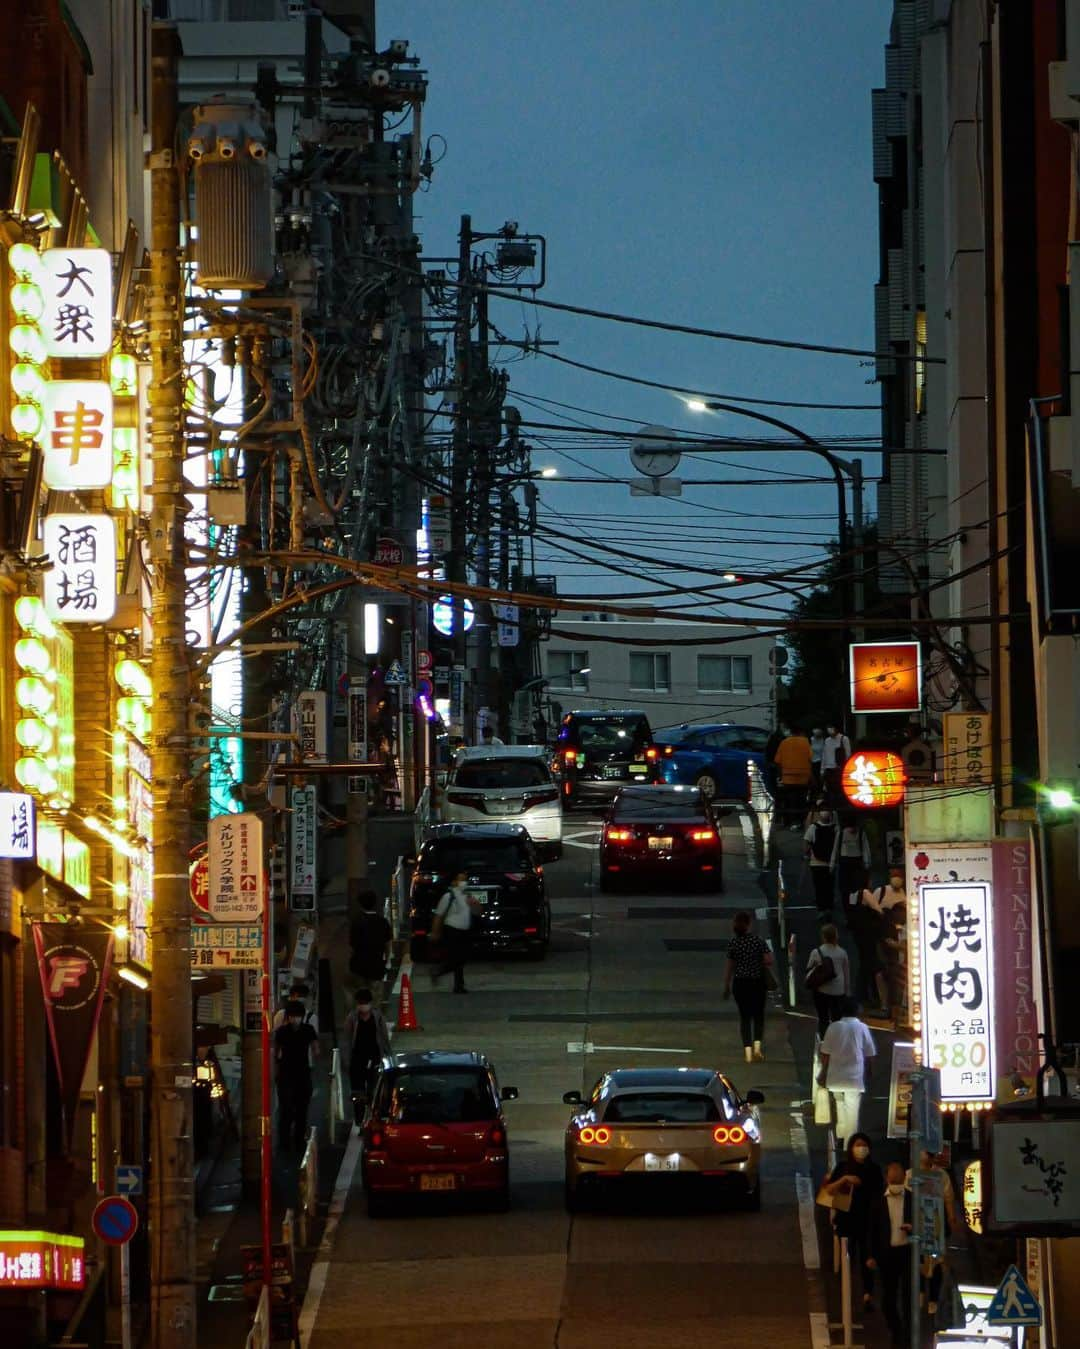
[563,1067,764,1212]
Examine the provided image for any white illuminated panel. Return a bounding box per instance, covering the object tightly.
[919,882,995,1103]
[42,248,113,357]
[42,381,113,488]
[42,513,117,623]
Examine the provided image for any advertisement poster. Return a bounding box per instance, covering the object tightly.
[290,786,317,904]
[207,812,264,923]
[849,640,922,714]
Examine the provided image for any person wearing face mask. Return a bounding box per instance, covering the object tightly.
[875,1161,913,1345]
[344,987,391,1125]
[429,870,480,993]
[822,1132,885,1312]
[804,802,838,914]
[821,722,852,800]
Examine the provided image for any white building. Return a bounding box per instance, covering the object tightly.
[542,615,773,732]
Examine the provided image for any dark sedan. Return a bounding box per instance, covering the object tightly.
[598,785,723,891]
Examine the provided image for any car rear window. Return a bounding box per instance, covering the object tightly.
[389,1069,498,1123]
[653,726,691,744]
[604,1092,720,1124]
[613,794,708,821]
[425,840,532,872]
[454,760,551,789]
[563,716,650,750]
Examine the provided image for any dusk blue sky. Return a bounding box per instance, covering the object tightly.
[384,0,891,605]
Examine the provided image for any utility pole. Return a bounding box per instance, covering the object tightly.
[449,214,473,735]
[147,21,196,1349]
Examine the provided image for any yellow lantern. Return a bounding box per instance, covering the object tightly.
[9,323,46,364]
[10,361,47,404]
[7,241,43,281]
[10,281,44,321]
[15,675,54,715]
[115,658,152,698]
[14,595,56,638]
[11,402,43,440]
[15,717,52,752]
[15,636,51,676]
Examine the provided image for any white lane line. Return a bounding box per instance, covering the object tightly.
[790,1105,829,1348]
[298,1124,362,1340]
[563,836,600,850]
[567,1041,691,1054]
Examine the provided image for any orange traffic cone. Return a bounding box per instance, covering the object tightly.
[395,971,423,1032]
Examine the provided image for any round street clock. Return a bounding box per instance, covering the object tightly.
[629,424,682,478]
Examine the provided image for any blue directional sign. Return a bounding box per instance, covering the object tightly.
[115,1164,142,1197]
[986,1264,1042,1327]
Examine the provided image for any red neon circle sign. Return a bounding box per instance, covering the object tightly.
[841,749,906,809]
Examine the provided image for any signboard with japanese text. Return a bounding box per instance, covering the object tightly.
[987,1113,1080,1232]
[295,690,328,762]
[191,924,263,969]
[943,711,993,788]
[849,640,922,714]
[289,785,317,902]
[42,247,113,358]
[374,536,404,566]
[207,813,264,923]
[841,749,906,808]
[992,840,1038,1102]
[0,792,35,859]
[347,684,367,761]
[189,854,210,914]
[41,381,113,489]
[125,737,152,965]
[0,1231,85,1291]
[918,882,995,1103]
[42,512,117,623]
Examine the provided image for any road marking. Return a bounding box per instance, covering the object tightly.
[298,1124,362,1340]
[563,836,600,850]
[790,1107,829,1347]
[567,1041,691,1054]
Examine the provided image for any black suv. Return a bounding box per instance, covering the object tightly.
[554,709,660,809]
[409,823,550,961]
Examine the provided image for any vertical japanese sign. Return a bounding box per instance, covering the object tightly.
[33,924,114,1146]
[295,690,328,763]
[42,247,113,358]
[849,640,922,714]
[0,792,35,859]
[918,881,995,1103]
[126,738,153,966]
[42,513,117,623]
[41,381,113,489]
[347,683,367,761]
[207,812,265,923]
[290,785,317,907]
[943,711,993,788]
[991,839,1038,1101]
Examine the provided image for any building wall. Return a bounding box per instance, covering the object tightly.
[543,618,772,731]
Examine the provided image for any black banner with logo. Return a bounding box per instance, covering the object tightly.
[33,924,114,1148]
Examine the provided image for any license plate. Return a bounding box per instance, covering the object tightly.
[603,766,624,779]
[648,836,674,850]
[466,889,489,906]
[488,800,520,815]
[420,1173,456,1192]
[644,1153,681,1172]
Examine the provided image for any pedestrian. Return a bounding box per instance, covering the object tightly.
[763,722,788,800]
[722,910,775,1063]
[349,890,393,1005]
[805,922,851,1038]
[832,814,871,908]
[429,870,480,994]
[821,1132,885,1312]
[876,1161,913,1345]
[271,981,318,1032]
[274,999,320,1152]
[844,871,889,1010]
[878,870,908,1023]
[804,802,838,914]
[774,725,813,828]
[821,722,852,799]
[343,987,391,1125]
[809,727,826,786]
[818,997,876,1145]
[481,724,505,747]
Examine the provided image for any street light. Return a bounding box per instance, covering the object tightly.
[539,466,558,478]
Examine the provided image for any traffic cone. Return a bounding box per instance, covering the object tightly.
[395,971,423,1032]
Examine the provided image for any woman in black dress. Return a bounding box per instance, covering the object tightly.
[723,910,774,1063]
[822,1131,886,1311]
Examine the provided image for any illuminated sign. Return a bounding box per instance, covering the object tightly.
[432,595,474,637]
[943,711,993,788]
[0,1231,85,1290]
[841,750,906,808]
[963,1160,984,1234]
[207,812,264,923]
[42,513,117,623]
[125,737,153,966]
[35,820,91,899]
[41,381,113,489]
[42,247,113,358]
[918,881,995,1104]
[849,640,922,714]
[0,793,35,860]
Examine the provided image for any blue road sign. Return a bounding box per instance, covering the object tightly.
[92,1195,139,1246]
[115,1164,143,1197]
[986,1264,1042,1327]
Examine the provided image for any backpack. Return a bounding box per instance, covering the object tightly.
[806,947,837,991]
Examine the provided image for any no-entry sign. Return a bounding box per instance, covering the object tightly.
[92,1195,139,1246]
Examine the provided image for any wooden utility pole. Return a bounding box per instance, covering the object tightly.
[148,22,197,1348]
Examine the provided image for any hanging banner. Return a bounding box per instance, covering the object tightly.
[42,247,113,358]
[347,683,367,761]
[294,690,328,763]
[42,512,117,623]
[992,839,1038,1102]
[943,711,993,788]
[207,812,265,923]
[290,785,317,905]
[849,640,922,714]
[33,924,114,1146]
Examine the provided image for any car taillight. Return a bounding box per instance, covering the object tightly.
[645,747,659,761]
[523,788,559,808]
[713,1125,747,1145]
[605,828,633,843]
[367,1128,385,1150]
[487,1125,506,1148]
[691,829,717,843]
[663,745,674,756]
[446,791,482,809]
[578,1125,611,1145]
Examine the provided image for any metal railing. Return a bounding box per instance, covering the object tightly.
[297,1126,318,1248]
[328,1047,347,1133]
[244,1285,271,1349]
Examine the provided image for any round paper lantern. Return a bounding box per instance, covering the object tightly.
[841,749,906,808]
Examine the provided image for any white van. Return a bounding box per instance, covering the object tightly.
[441,745,563,859]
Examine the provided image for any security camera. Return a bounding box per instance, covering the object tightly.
[370,68,391,88]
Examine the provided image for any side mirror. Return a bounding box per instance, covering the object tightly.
[562,1090,583,1105]
[501,1086,519,1101]
[745,1089,765,1106]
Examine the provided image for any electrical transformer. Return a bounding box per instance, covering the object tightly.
[187,103,273,291]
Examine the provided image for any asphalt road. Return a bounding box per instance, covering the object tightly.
[303,810,823,1348]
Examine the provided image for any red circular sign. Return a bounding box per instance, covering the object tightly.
[841,749,906,809]
[189,855,210,913]
[92,1196,139,1246]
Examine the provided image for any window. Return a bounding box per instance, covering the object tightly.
[629,652,670,692]
[453,760,551,789]
[548,650,589,691]
[389,1069,498,1123]
[604,1092,720,1124]
[613,795,708,822]
[697,655,752,694]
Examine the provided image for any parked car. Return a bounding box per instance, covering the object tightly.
[554,709,661,809]
[598,784,723,891]
[562,1067,764,1212]
[441,746,562,859]
[409,823,550,960]
[362,1051,518,1215]
[653,722,770,801]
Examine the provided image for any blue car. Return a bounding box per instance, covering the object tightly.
[653,723,771,802]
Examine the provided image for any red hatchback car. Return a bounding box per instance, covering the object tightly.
[362,1051,518,1216]
[598,784,725,891]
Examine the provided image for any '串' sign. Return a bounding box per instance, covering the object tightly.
[42,381,114,489]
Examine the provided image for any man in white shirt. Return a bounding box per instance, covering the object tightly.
[818,997,876,1145]
[879,1161,912,1343]
[821,723,852,798]
[429,871,480,993]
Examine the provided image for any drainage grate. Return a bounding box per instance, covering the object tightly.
[663,938,730,952]
[626,906,725,920]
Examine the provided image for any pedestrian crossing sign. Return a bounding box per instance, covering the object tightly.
[986,1264,1042,1326]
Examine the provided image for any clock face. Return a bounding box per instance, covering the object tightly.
[630,426,682,478]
